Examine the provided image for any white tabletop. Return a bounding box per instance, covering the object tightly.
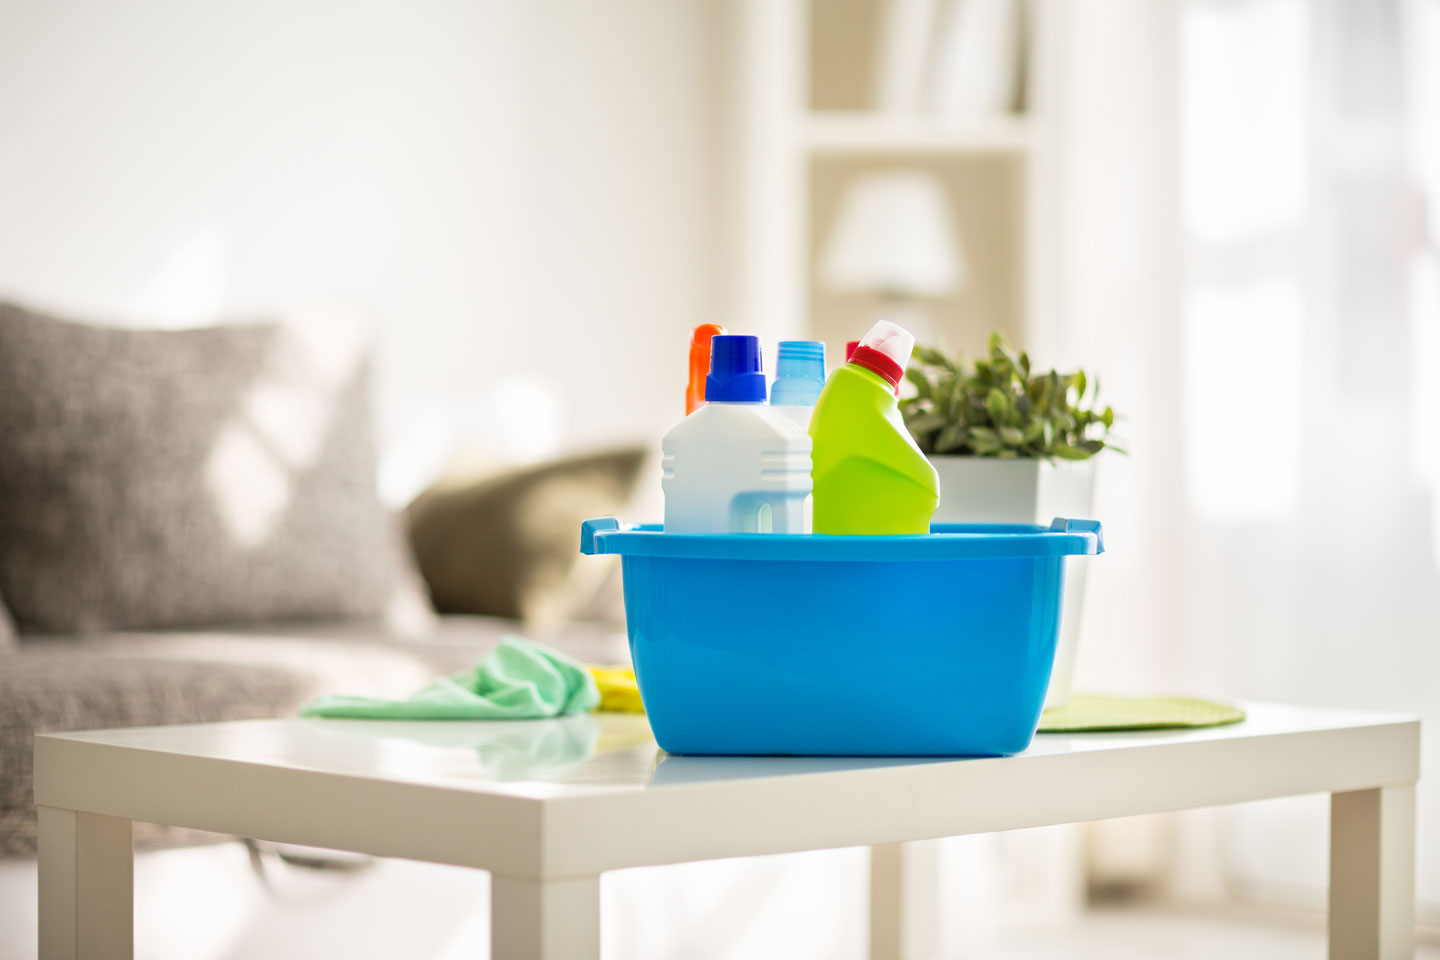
[35,703,1419,879]
[30,701,1412,796]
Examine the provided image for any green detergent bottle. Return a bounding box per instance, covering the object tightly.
[809,320,939,534]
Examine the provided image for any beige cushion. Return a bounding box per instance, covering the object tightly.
[0,303,401,634]
[0,596,14,651]
[406,448,646,626]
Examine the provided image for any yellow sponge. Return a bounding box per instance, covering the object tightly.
[587,665,645,714]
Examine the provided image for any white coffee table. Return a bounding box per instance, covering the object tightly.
[35,703,1419,960]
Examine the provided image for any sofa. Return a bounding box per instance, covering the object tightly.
[0,302,642,957]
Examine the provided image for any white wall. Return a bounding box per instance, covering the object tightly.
[0,0,723,494]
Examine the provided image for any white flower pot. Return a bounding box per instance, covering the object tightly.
[931,456,1097,708]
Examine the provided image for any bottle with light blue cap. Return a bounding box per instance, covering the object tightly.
[769,340,826,429]
[661,335,813,534]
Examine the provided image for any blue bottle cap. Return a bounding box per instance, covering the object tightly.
[706,335,767,403]
[771,340,826,407]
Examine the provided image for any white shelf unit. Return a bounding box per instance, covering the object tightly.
[720,8,1079,952]
[799,112,1038,155]
[728,0,1064,364]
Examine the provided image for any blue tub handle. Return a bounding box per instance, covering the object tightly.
[581,516,621,555]
[1049,517,1104,553]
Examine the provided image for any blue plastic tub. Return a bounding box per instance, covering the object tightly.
[580,517,1103,757]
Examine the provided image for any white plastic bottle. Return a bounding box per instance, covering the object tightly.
[663,335,813,534]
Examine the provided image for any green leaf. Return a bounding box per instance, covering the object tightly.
[1052,444,1090,460]
[1000,425,1025,446]
[1019,351,1031,378]
[946,377,967,419]
[1023,420,1045,442]
[994,341,1024,382]
[904,412,948,435]
[1027,376,1048,407]
[1102,406,1114,428]
[995,448,1018,459]
[903,367,933,400]
[969,426,1001,444]
[1070,369,1087,400]
[935,423,969,453]
[913,345,952,369]
[985,388,1010,424]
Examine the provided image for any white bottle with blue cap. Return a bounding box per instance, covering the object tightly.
[662,335,813,534]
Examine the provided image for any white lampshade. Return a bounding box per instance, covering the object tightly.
[820,171,965,297]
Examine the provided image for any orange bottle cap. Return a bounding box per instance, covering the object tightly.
[685,324,725,414]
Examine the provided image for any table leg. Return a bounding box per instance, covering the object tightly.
[491,872,600,960]
[38,806,133,960]
[1329,785,1415,960]
[869,841,939,960]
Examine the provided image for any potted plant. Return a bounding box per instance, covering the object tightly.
[901,332,1124,706]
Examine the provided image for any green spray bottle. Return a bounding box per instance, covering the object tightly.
[809,320,939,534]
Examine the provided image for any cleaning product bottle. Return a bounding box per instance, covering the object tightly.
[685,323,725,415]
[769,340,826,429]
[844,339,899,393]
[663,335,812,534]
[809,320,939,534]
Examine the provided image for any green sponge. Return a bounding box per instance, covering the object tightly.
[1038,694,1245,733]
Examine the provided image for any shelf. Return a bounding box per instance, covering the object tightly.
[799,112,1036,156]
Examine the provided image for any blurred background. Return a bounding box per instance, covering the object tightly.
[1,0,1437,957]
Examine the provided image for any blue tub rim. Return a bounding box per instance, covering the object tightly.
[580,517,1103,561]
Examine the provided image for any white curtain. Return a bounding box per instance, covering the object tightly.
[1065,0,1440,919]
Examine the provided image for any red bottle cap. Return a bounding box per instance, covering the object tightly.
[845,340,860,362]
[848,321,914,393]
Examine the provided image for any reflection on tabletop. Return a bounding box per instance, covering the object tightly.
[302,713,657,784]
[299,713,952,789]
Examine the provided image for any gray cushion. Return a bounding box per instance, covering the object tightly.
[0,303,398,634]
[0,648,313,856]
[1,630,435,858]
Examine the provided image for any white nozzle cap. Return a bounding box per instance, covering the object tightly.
[848,319,915,388]
[860,320,915,366]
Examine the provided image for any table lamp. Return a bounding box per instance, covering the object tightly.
[819,170,964,349]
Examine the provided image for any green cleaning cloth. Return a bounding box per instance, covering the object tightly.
[301,635,600,720]
[1037,694,1245,733]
